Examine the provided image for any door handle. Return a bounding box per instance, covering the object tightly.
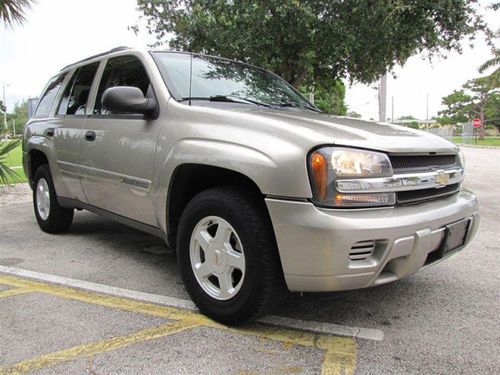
[85,130,96,142]
[45,128,55,137]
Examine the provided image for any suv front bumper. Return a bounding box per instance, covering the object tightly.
[265,190,479,292]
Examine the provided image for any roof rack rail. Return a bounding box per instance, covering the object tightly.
[60,46,131,71]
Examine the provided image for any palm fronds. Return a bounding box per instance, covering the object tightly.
[0,0,36,27]
[0,139,21,185]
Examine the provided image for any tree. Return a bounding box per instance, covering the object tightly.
[136,0,490,90]
[438,90,473,125]
[0,0,36,27]
[302,81,347,115]
[7,100,29,135]
[438,78,499,138]
[397,116,419,129]
[479,48,500,87]
[484,92,500,128]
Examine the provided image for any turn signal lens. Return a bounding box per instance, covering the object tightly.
[334,193,396,207]
[310,152,328,199]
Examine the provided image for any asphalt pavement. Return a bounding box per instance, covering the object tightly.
[0,147,499,374]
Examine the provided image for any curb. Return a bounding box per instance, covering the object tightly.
[457,144,500,149]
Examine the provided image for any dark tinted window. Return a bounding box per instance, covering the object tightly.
[152,52,311,108]
[34,74,66,118]
[57,62,99,116]
[94,55,151,115]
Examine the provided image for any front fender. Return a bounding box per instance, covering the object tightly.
[152,137,313,233]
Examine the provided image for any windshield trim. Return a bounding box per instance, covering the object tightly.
[150,51,319,111]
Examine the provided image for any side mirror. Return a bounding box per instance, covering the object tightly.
[102,86,158,117]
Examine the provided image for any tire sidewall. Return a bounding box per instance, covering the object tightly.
[33,165,68,232]
[178,192,267,322]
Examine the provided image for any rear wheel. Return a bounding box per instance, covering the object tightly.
[177,187,286,324]
[33,165,74,233]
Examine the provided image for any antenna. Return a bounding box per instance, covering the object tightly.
[188,54,193,106]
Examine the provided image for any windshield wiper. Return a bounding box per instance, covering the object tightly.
[274,102,322,113]
[210,95,271,107]
[180,95,270,107]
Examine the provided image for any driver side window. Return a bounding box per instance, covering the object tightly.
[94,55,152,115]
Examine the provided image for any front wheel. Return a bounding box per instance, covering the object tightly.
[33,165,74,233]
[177,187,286,324]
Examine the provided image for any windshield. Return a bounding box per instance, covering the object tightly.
[152,52,315,109]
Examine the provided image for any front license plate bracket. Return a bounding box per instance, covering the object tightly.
[441,218,470,255]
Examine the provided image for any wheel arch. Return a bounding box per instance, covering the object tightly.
[165,163,266,248]
[27,148,50,188]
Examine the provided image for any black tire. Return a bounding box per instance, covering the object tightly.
[177,186,286,324]
[33,164,74,234]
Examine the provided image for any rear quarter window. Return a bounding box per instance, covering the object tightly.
[33,73,66,118]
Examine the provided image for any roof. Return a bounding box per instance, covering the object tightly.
[60,46,131,71]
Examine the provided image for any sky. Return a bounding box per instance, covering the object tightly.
[0,0,499,120]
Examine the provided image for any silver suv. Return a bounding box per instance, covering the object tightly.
[23,47,479,324]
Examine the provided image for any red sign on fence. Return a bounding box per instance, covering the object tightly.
[472,118,481,128]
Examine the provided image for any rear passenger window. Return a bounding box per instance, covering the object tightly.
[33,74,66,118]
[57,62,100,116]
[94,55,152,115]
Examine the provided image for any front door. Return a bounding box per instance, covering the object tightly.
[79,54,162,226]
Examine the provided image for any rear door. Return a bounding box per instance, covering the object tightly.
[79,54,162,226]
[52,62,101,202]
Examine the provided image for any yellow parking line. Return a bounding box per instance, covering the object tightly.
[318,336,357,375]
[0,320,200,375]
[0,274,357,375]
[0,288,34,299]
[233,325,357,375]
[0,274,204,322]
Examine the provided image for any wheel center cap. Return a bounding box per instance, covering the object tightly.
[213,250,222,266]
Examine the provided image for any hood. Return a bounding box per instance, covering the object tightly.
[222,106,459,154]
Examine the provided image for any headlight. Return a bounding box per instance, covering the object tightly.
[308,147,395,207]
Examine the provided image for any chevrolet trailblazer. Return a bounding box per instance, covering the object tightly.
[23,47,479,323]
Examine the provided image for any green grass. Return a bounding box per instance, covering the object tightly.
[1,141,27,184]
[449,136,500,147]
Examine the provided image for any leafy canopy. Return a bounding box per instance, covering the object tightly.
[6,100,29,135]
[301,81,347,115]
[136,0,489,89]
[438,77,499,127]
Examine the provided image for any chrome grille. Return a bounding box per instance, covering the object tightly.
[397,183,460,204]
[386,154,461,205]
[390,154,458,172]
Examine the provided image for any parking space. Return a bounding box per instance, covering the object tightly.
[0,274,355,375]
[1,147,499,374]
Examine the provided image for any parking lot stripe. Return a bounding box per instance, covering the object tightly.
[0,273,205,323]
[232,325,356,375]
[0,265,383,341]
[0,287,34,299]
[0,272,358,375]
[0,265,196,309]
[0,320,200,375]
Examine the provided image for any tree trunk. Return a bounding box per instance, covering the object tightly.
[290,70,307,89]
[479,105,485,140]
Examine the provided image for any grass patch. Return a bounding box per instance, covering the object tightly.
[1,141,27,184]
[449,137,500,147]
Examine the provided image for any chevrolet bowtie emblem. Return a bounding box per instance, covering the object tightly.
[435,171,449,188]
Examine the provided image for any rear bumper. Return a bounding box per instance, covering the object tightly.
[265,190,479,292]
